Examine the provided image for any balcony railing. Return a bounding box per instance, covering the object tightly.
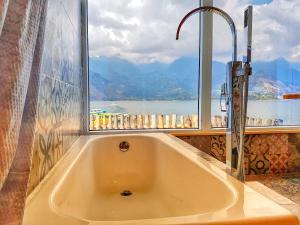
[89,114,198,130]
[89,113,283,130]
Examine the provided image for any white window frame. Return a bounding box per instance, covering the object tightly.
[81,0,300,134]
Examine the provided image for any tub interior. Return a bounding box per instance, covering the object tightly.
[52,135,235,221]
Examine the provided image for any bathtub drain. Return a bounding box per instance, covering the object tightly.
[120,190,132,197]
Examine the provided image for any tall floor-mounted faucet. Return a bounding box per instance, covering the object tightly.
[176,6,253,182]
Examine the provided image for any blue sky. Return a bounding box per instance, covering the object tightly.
[251,0,273,5]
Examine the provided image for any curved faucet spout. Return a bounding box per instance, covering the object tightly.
[176,6,237,62]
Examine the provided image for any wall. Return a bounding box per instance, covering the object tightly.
[0,0,83,224]
[27,0,83,194]
[178,133,300,175]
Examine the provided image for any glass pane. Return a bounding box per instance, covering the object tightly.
[88,0,200,130]
[211,0,300,127]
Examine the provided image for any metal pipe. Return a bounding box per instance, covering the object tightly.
[176,6,252,182]
[176,6,237,61]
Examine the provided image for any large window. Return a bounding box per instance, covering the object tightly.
[211,0,300,127]
[87,0,300,131]
[88,0,200,130]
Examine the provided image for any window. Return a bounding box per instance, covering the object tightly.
[86,0,300,131]
[88,0,201,130]
[211,0,300,127]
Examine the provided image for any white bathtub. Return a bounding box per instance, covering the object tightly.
[23,133,299,225]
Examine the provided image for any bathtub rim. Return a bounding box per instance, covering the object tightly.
[23,133,299,225]
[48,133,239,223]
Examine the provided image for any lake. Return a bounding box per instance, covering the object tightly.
[90,99,300,126]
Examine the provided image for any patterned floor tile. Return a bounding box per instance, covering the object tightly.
[255,174,300,205]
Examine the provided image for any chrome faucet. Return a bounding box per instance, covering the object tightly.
[176,6,253,182]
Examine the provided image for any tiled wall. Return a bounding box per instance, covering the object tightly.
[178,133,300,175]
[27,0,82,194]
[0,1,82,223]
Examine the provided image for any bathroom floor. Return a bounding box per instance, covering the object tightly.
[246,173,300,221]
[247,173,300,204]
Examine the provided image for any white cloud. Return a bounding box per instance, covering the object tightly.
[88,0,199,63]
[88,0,300,63]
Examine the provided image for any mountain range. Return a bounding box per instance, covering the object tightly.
[89,56,300,101]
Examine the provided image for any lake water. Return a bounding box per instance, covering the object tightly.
[90,99,300,125]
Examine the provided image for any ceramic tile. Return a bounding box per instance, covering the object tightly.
[269,153,290,174]
[178,136,192,145]
[251,173,300,205]
[288,143,300,173]
[249,134,270,155]
[268,134,289,155]
[27,136,42,194]
[244,154,250,175]
[210,135,226,163]
[189,136,211,154]
[27,0,83,194]
[61,0,81,34]
[244,134,252,155]
[288,134,300,173]
[0,1,82,224]
[248,153,270,175]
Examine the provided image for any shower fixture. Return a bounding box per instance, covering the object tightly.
[176,5,253,182]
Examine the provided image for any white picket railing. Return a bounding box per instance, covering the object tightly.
[89,113,283,130]
[89,114,198,130]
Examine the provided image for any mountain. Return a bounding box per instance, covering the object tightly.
[89,56,300,101]
[89,56,198,100]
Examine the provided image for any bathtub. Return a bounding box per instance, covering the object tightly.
[23,133,299,225]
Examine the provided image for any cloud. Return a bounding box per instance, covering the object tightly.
[88,0,300,63]
[213,0,300,62]
[88,0,200,63]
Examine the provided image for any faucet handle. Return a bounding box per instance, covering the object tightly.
[220,83,228,112]
[243,6,253,64]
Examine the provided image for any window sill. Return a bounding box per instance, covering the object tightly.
[86,126,300,136]
[171,126,300,136]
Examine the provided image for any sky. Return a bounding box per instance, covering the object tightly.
[250,0,273,4]
[88,0,300,64]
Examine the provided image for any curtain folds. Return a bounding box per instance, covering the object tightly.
[0,0,47,224]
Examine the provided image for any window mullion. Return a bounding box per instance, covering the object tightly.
[81,0,89,134]
[199,0,213,131]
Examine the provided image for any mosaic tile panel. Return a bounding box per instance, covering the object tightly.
[248,134,270,155]
[248,153,270,175]
[179,133,298,175]
[288,133,300,172]
[27,0,82,194]
[269,153,290,174]
[0,0,82,224]
[211,135,226,163]
[177,136,211,155]
[268,134,289,155]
